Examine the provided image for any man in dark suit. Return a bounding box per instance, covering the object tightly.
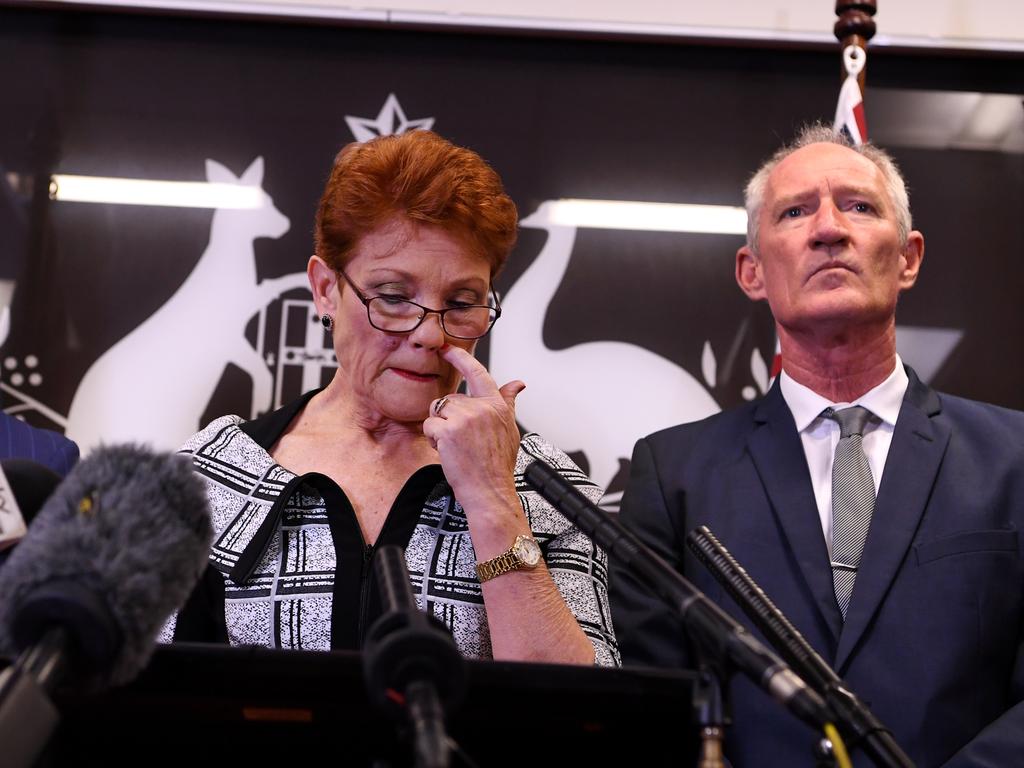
[0,411,79,476]
[611,125,1023,767]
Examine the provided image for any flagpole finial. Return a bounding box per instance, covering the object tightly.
[834,1,877,47]
[835,1,876,91]
[842,45,866,77]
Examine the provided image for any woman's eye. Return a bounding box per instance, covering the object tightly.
[377,294,409,305]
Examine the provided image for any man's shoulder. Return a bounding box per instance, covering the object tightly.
[931,389,1024,452]
[643,397,763,454]
[934,389,1024,422]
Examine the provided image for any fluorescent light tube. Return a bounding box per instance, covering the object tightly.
[49,175,263,209]
[539,198,747,234]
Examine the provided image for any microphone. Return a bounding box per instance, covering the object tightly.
[522,459,830,732]
[686,525,914,768]
[0,444,213,767]
[0,461,63,566]
[363,545,466,768]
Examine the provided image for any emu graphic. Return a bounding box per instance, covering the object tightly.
[490,202,720,497]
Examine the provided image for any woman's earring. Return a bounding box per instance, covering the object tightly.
[320,314,334,332]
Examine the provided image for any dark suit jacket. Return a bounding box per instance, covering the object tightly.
[611,368,1024,767]
[0,411,79,476]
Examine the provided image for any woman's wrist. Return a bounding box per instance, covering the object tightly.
[458,493,533,562]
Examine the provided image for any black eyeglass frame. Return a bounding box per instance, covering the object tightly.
[337,269,502,340]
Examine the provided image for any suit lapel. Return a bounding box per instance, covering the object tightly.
[748,383,844,646]
[834,369,950,671]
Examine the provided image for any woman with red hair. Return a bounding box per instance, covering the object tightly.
[167,130,619,667]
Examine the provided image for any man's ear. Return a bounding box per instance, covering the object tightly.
[307,255,340,316]
[736,245,767,301]
[898,231,924,292]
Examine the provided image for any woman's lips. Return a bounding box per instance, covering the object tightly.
[391,368,440,383]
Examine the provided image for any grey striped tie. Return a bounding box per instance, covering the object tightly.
[825,406,876,619]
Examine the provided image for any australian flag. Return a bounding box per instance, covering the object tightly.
[834,71,867,145]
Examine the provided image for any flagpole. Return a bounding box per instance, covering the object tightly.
[834,0,877,92]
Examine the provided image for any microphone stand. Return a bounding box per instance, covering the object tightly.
[686,526,914,768]
[362,545,467,768]
[1,578,121,768]
[692,659,727,768]
[0,627,66,768]
[522,462,831,745]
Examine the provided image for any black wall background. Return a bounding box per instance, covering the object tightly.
[0,6,1021,492]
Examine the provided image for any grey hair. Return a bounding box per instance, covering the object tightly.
[744,123,912,253]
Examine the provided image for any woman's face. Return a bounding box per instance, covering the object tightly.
[333,218,491,426]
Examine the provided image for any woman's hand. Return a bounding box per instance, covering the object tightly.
[423,345,595,665]
[423,344,525,512]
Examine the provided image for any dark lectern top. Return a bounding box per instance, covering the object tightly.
[48,642,698,766]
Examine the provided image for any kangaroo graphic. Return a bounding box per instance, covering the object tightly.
[66,157,308,454]
[490,202,721,497]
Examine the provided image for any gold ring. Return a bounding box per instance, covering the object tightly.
[433,395,451,417]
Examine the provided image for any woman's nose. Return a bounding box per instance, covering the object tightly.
[409,311,447,349]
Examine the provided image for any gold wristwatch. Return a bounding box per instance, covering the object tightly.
[475,535,542,582]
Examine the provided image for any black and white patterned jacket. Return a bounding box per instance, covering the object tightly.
[161,392,620,667]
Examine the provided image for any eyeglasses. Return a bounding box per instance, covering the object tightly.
[338,270,501,340]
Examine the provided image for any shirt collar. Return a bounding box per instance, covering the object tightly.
[780,354,909,432]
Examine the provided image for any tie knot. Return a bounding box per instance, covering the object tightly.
[825,405,873,438]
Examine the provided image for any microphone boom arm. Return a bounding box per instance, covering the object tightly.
[686,525,914,768]
[522,460,830,732]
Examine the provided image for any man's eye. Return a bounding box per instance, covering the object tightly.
[783,207,803,218]
[852,202,874,213]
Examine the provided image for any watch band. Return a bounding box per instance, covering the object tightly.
[475,534,542,583]
[475,550,522,582]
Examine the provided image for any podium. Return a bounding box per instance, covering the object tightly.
[45,643,699,765]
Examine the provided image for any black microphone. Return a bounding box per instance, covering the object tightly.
[686,525,914,768]
[363,545,466,768]
[523,459,830,732]
[0,444,213,767]
[0,461,63,570]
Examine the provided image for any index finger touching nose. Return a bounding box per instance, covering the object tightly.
[439,344,498,398]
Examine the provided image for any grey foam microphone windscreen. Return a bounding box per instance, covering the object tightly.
[0,444,212,688]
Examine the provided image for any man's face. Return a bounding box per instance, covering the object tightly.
[736,142,923,335]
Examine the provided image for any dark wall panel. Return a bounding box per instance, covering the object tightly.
[1,7,1021,500]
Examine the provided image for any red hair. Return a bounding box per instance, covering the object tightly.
[315,130,518,276]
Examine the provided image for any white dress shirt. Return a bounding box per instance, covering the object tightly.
[779,356,909,559]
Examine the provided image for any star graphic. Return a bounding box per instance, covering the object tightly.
[345,94,435,142]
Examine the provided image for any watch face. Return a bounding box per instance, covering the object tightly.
[514,536,542,566]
